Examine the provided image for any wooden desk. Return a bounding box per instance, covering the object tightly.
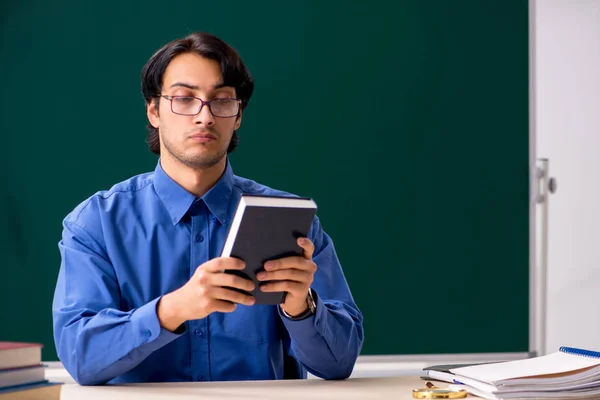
[59,376,477,399]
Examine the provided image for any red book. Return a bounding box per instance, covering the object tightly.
[0,342,42,370]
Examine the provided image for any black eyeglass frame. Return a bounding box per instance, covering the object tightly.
[160,95,242,118]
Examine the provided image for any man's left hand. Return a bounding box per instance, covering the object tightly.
[257,237,316,317]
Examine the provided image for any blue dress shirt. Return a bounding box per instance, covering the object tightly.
[52,159,364,385]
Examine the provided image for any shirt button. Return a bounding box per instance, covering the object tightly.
[211,217,217,222]
[195,234,204,242]
[144,329,151,337]
[197,375,204,381]
[194,329,204,337]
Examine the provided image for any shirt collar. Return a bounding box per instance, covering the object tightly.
[202,159,234,226]
[153,158,234,226]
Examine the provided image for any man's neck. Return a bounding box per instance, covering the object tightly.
[160,156,227,198]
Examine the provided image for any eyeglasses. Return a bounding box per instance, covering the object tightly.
[160,95,241,118]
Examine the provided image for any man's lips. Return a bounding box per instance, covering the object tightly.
[189,132,217,141]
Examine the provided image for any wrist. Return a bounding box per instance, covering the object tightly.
[157,292,184,332]
[281,302,309,318]
[281,289,316,320]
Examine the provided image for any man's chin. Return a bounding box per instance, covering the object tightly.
[179,151,226,170]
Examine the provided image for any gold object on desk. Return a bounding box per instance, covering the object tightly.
[412,382,467,399]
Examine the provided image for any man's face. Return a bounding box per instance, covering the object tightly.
[147,52,241,170]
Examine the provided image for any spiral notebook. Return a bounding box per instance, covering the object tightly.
[448,346,600,399]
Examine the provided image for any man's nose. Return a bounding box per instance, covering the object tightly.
[193,103,215,126]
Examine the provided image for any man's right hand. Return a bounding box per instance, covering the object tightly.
[157,257,255,332]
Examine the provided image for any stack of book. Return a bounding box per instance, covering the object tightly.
[422,346,600,399]
[0,342,61,399]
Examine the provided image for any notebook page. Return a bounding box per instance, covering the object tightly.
[449,352,600,384]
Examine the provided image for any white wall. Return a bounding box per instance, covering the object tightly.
[534,0,600,355]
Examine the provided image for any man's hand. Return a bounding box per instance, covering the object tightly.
[257,237,317,317]
[157,257,255,331]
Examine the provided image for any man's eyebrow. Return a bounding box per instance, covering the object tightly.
[169,82,199,90]
[168,82,231,91]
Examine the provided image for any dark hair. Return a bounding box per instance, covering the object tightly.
[141,32,254,154]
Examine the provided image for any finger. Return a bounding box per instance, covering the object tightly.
[297,237,315,259]
[210,299,238,313]
[264,257,316,275]
[201,257,246,273]
[213,273,256,292]
[264,256,314,272]
[256,268,312,284]
[260,280,305,294]
[211,286,255,306]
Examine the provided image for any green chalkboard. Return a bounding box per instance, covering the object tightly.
[0,0,529,361]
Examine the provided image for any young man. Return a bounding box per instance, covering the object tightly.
[52,32,363,385]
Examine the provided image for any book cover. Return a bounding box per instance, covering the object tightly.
[221,194,317,305]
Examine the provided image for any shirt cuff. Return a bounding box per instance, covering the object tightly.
[131,296,186,351]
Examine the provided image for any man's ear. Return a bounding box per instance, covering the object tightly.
[147,100,160,128]
[234,109,242,130]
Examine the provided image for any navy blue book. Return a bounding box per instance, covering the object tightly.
[220,194,317,305]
